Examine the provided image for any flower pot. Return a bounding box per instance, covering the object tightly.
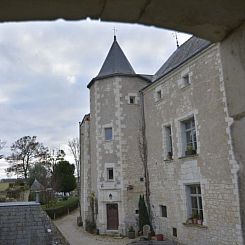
[128,231,136,239]
[197,219,203,225]
[156,234,165,241]
[192,218,198,224]
[77,216,83,226]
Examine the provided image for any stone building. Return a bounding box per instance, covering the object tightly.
[80,36,243,245]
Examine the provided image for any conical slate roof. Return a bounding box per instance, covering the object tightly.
[97,36,135,78]
[152,36,211,82]
[31,179,44,191]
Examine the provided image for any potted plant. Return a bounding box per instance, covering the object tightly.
[128,226,136,239]
[185,144,196,156]
[192,211,198,224]
[167,151,173,160]
[197,213,203,225]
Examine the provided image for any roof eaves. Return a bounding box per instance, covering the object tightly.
[87,73,152,88]
[142,42,214,92]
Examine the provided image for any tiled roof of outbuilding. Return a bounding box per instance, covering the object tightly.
[152,36,211,82]
[0,202,69,245]
[30,179,45,191]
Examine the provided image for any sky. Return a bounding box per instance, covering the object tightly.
[0,19,191,179]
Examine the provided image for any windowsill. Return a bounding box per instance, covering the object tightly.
[105,139,113,142]
[155,97,163,104]
[164,158,174,162]
[182,223,207,229]
[180,83,191,90]
[178,154,198,159]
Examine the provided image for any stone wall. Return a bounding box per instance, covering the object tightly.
[89,75,149,234]
[219,22,245,243]
[80,116,92,225]
[143,44,243,245]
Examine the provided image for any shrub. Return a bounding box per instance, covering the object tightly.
[85,219,96,234]
[43,197,79,219]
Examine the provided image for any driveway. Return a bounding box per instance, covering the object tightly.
[54,209,136,245]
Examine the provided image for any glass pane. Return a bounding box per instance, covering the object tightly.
[190,186,196,194]
[105,128,112,140]
[197,185,201,194]
[191,196,198,208]
[185,120,191,130]
[198,197,203,209]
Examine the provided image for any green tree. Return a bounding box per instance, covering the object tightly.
[138,195,151,232]
[52,160,76,195]
[6,136,49,179]
[28,163,48,187]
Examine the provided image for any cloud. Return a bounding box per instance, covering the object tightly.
[0,19,190,178]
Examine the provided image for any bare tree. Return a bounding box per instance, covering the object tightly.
[46,148,65,174]
[6,136,49,180]
[68,138,80,185]
[0,140,6,159]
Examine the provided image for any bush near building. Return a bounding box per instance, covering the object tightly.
[42,196,79,219]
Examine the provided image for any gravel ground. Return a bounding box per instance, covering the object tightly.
[54,209,138,245]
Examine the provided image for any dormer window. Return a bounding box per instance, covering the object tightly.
[157,90,162,100]
[182,74,190,87]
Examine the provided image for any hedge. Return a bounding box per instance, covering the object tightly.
[43,197,79,219]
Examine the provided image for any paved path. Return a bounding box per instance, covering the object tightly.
[54,209,136,245]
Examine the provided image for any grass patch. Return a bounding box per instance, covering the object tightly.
[0,183,9,191]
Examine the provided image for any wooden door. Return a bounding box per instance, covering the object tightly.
[106,203,119,230]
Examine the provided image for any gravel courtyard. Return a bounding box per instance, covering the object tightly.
[54,209,137,245]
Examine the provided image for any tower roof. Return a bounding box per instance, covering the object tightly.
[96,36,135,78]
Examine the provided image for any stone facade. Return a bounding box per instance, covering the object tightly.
[80,37,243,244]
[143,43,242,245]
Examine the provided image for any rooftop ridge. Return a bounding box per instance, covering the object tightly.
[152,36,211,82]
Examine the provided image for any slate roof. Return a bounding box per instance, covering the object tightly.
[97,36,135,78]
[30,179,44,192]
[0,202,69,245]
[152,36,211,82]
[87,36,152,88]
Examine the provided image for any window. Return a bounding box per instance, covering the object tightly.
[140,177,144,182]
[105,127,112,141]
[186,184,203,220]
[164,126,173,160]
[129,96,136,104]
[181,117,197,156]
[135,209,139,214]
[157,90,162,100]
[173,227,177,237]
[182,74,190,87]
[160,205,167,217]
[107,168,114,181]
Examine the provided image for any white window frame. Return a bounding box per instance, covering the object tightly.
[156,89,162,101]
[159,205,167,218]
[129,96,136,104]
[182,73,190,87]
[163,124,173,160]
[179,115,197,157]
[186,184,203,220]
[126,93,138,104]
[104,127,113,141]
[107,167,114,181]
